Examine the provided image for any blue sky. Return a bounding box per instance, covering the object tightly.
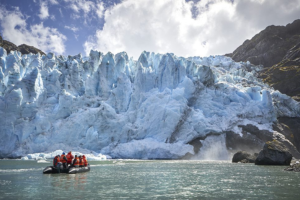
[0,0,120,56]
[1,0,300,59]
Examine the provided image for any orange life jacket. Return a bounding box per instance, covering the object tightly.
[79,158,84,166]
[60,155,67,163]
[53,156,60,166]
[66,153,73,163]
[73,157,79,167]
[83,157,88,166]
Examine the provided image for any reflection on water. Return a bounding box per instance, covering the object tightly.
[0,160,300,199]
[50,173,87,191]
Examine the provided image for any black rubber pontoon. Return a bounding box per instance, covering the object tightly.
[43,165,90,174]
[43,166,69,174]
[68,165,90,174]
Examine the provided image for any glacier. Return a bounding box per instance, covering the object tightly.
[20,150,108,161]
[0,47,299,159]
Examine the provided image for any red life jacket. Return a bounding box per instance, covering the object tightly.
[74,157,79,167]
[60,155,67,163]
[83,157,88,166]
[66,153,74,163]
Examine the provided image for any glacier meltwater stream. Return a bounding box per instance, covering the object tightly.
[0,160,300,199]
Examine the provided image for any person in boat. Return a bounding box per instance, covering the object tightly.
[79,155,84,167]
[73,155,80,168]
[82,155,88,167]
[66,151,74,167]
[53,155,62,173]
[60,152,68,169]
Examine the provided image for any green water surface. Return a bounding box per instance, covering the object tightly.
[0,160,299,199]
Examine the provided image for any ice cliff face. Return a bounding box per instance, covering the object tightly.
[0,47,299,159]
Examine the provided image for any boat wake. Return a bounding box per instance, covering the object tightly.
[0,168,44,173]
[37,160,50,163]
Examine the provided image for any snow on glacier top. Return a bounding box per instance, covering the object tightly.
[0,48,299,159]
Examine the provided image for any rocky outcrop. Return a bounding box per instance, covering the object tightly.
[0,35,45,55]
[284,160,300,172]
[226,124,273,155]
[273,117,300,153]
[227,19,300,68]
[232,151,258,163]
[226,123,300,160]
[259,42,300,100]
[272,131,300,159]
[255,140,292,165]
[226,19,300,101]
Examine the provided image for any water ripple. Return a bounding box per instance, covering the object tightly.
[0,160,300,199]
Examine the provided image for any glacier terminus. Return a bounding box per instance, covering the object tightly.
[0,47,299,159]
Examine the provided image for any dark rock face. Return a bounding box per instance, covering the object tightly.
[238,124,274,142]
[259,42,300,100]
[273,117,300,153]
[0,35,18,53]
[272,131,300,159]
[226,19,300,100]
[225,124,273,154]
[227,19,300,68]
[0,35,45,55]
[187,137,203,154]
[255,140,292,165]
[225,131,264,154]
[17,44,45,55]
[226,123,300,160]
[232,151,257,163]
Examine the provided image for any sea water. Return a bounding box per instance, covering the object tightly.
[0,160,300,199]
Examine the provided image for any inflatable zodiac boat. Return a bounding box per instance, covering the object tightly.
[43,165,90,174]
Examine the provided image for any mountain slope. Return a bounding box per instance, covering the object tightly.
[226,19,300,68]
[0,35,45,56]
[260,42,300,100]
[226,19,300,101]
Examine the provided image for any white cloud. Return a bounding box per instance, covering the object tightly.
[50,15,55,20]
[84,0,300,59]
[0,7,66,55]
[58,8,64,17]
[69,3,80,13]
[64,0,105,19]
[96,2,105,19]
[64,25,79,32]
[38,2,49,19]
[70,13,80,20]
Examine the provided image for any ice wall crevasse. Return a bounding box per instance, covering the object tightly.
[0,47,299,159]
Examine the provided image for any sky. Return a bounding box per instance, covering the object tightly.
[0,0,300,60]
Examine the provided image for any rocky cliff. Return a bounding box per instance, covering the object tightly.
[226,19,300,101]
[260,42,300,100]
[0,35,45,56]
[227,19,300,68]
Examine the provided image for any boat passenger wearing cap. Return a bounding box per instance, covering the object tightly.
[60,152,68,169]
